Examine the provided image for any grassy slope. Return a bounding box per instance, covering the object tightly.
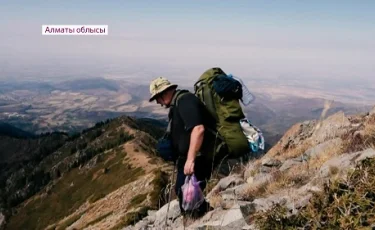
[6,148,145,230]
[0,117,135,212]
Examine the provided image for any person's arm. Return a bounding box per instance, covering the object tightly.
[184,124,205,174]
[177,94,205,175]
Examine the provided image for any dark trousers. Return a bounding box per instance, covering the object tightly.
[175,156,212,216]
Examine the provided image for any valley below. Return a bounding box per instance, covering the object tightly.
[0,77,372,147]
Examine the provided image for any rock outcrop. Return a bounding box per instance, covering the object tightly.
[125,109,375,229]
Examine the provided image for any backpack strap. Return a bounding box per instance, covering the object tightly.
[165,89,190,137]
[170,89,189,107]
[194,80,218,121]
[162,119,172,139]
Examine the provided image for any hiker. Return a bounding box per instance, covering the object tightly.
[149,77,217,218]
[149,68,265,218]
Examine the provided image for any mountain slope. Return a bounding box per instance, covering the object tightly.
[1,116,173,230]
[0,122,34,138]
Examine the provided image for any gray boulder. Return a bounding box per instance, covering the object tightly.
[153,199,181,226]
[145,210,157,223]
[218,183,249,201]
[259,159,282,174]
[318,148,375,178]
[188,202,254,230]
[261,158,282,168]
[302,138,342,161]
[319,152,355,178]
[312,111,350,143]
[207,174,245,202]
[253,173,274,185]
[212,174,245,193]
[122,220,150,230]
[279,158,302,172]
[243,162,257,181]
[217,173,274,202]
[259,166,272,173]
[279,121,316,149]
[354,148,375,163]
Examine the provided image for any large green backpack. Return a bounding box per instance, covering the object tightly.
[193,67,250,159]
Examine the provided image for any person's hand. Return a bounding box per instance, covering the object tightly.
[184,158,195,175]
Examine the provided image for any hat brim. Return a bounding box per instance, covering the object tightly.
[149,84,178,102]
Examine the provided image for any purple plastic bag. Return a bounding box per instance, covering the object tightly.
[181,174,204,211]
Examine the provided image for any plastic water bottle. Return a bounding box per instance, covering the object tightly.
[228,74,255,106]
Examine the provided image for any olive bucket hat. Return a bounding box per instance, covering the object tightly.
[149,77,178,102]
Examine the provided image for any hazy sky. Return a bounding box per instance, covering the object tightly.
[0,0,374,85]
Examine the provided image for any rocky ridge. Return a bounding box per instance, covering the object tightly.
[126,106,375,229]
[2,116,172,230]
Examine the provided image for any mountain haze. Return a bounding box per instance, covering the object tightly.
[0,77,371,148]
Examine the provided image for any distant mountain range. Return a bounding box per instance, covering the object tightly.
[0,77,372,148]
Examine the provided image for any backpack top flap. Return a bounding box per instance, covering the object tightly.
[194,67,227,121]
[213,75,243,100]
[195,67,226,88]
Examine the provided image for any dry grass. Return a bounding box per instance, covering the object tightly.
[251,112,375,229]
[241,152,311,201]
[363,121,375,146]
[364,121,375,135]
[284,163,311,185]
[6,150,145,230]
[241,109,375,229]
[254,157,375,230]
[109,207,149,230]
[204,177,220,196]
[264,141,342,196]
[342,119,375,153]
[261,173,287,196]
[242,127,346,204]
[241,182,270,201]
[209,194,224,209]
[252,158,263,169]
[82,211,113,229]
[243,158,263,178]
[329,165,339,176]
[274,142,311,162]
[308,141,344,170]
[366,113,375,125]
[264,165,311,196]
[242,161,315,201]
[55,212,84,230]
